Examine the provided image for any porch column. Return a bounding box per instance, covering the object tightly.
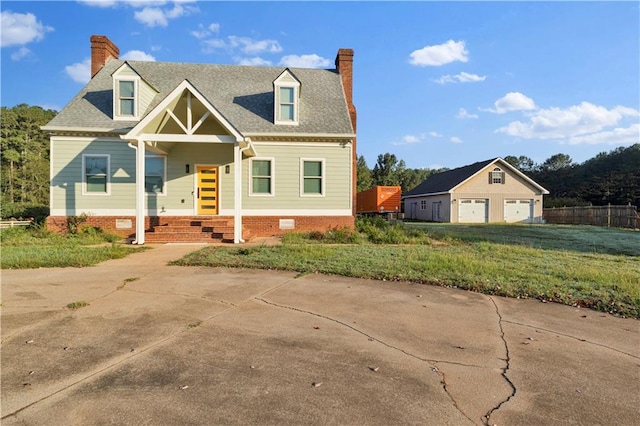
[233,142,242,244]
[135,139,146,244]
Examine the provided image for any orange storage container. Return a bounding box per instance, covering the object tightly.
[356,186,402,214]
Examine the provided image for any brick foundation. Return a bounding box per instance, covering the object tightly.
[46,215,355,242]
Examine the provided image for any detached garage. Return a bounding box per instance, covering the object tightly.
[402,158,549,223]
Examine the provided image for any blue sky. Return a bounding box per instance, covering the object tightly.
[1,1,638,170]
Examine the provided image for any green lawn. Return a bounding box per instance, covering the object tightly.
[173,222,640,318]
[0,226,143,269]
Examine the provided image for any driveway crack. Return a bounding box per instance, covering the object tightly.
[483,297,517,425]
[255,297,476,424]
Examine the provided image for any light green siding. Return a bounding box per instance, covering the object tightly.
[51,138,350,215]
[242,143,351,210]
[51,138,136,213]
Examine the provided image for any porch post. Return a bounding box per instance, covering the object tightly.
[233,142,242,244]
[135,138,146,244]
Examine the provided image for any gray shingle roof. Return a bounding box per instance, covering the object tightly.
[404,159,497,196]
[45,59,354,135]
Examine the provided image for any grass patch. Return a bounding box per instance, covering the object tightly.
[173,220,640,318]
[66,301,89,310]
[0,225,143,269]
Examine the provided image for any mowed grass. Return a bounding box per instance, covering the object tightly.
[0,226,143,269]
[174,221,640,318]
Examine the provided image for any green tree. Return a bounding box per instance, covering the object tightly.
[356,155,373,192]
[539,153,574,172]
[504,155,535,172]
[371,153,404,186]
[1,104,56,212]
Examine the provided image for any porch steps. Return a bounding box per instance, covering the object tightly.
[145,217,235,243]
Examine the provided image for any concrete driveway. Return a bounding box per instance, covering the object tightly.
[2,244,639,425]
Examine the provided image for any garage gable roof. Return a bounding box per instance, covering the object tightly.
[403,158,549,198]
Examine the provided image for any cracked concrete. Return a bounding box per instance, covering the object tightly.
[2,244,639,425]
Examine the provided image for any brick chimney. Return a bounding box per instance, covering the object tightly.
[335,48,356,131]
[335,48,358,219]
[91,35,119,78]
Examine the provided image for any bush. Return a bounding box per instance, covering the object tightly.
[0,203,49,223]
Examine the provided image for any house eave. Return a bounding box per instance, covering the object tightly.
[244,132,355,142]
[402,191,451,199]
[41,125,131,135]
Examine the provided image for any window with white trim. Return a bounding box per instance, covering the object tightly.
[301,159,324,196]
[83,154,109,194]
[420,200,427,210]
[491,167,505,184]
[250,158,273,195]
[145,155,166,194]
[273,69,300,125]
[114,78,139,120]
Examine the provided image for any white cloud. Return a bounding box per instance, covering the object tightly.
[450,136,463,144]
[65,58,91,84]
[129,2,196,27]
[485,92,536,114]
[279,54,330,68]
[65,49,155,84]
[456,108,479,119]
[191,22,220,39]
[77,0,119,7]
[203,36,282,55]
[11,46,31,61]
[496,102,639,143]
[134,7,168,27]
[391,133,430,146]
[1,11,53,47]
[121,50,156,61]
[434,72,486,84]
[409,40,468,67]
[237,57,272,66]
[428,131,443,138]
[568,123,640,145]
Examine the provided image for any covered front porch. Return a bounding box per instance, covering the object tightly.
[122,80,256,245]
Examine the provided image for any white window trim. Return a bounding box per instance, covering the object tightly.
[491,167,503,184]
[249,157,275,197]
[82,154,110,196]
[300,158,325,197]
[274,83,300,125]
[113,77,140,121]
[145,154,167,196]
[420,200,427,210]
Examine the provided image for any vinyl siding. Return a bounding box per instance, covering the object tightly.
[453,167,544,222]
[405,194,451,221]
[242,143,351,211]
[51,138,136,214]
[51,138,351,216]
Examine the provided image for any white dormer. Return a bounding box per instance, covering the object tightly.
[273,69,300,125]
[112,62,157,121]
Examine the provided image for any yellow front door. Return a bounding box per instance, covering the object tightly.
[196,166,218,215]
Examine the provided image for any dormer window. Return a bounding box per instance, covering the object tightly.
[115,79,138,119]
[273,69,300,125]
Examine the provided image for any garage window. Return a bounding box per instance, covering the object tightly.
[490,167,505,184]
[420,200,427,210]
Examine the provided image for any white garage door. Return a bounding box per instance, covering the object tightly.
[504,199,533,223]
[458,199,488,223]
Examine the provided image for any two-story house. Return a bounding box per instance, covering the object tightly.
[43,35,356,243]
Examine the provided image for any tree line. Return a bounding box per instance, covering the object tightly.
[358,145,640,208]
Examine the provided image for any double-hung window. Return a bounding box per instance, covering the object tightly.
[250,158,273,195]
[83,154,109,194]
[273,69,300,125]
[145,155,166,194]
[114,78,139,120]
[301,159,324,196]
